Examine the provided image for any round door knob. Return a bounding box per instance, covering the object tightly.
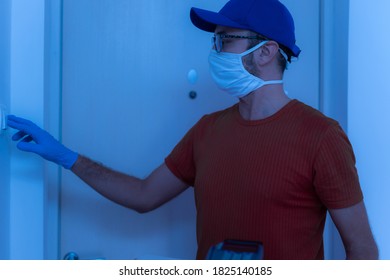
[63,252,79,260]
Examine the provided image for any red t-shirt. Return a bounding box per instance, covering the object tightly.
[165,100,363,259]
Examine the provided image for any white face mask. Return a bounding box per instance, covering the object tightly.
[208,41,283,98]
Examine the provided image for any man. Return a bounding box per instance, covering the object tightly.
[7,0,378,259]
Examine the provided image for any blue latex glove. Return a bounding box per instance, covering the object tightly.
[7,115,78,169]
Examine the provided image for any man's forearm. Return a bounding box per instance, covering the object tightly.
[70,155,150,213]
[345,242,379,260]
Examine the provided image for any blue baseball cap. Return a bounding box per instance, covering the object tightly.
[190,0,301,57]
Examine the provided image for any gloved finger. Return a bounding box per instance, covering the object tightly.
[16,141,42,155]
[7,118,43,141]
[7,115,36,126]
[7,118,37,133]
[12,130,28,141]
[20,135,34,143]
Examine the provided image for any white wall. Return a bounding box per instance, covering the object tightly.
[0,0,11,261]
[9,0,45,259]
[348,1,390,259]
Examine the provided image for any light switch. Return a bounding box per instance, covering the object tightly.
[0,105,7,133]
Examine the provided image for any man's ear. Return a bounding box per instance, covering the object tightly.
[256,41,280,65]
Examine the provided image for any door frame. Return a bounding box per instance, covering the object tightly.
[43,0,63,260]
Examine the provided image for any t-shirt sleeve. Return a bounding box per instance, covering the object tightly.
[165,117,206,186]
[313,124,363,209]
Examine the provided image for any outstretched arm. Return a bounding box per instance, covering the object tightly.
[7,115,189,213]
[71,156,189,213]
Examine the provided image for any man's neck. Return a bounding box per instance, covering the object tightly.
[238,84,291,121]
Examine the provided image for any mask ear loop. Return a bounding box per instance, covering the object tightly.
[277,49,292,95]
[279,48,299,70]
[279,49,289,63]
[279,49,290,70]
[279,49,298,64]
[240,40,269,57]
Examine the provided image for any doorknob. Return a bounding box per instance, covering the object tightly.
[63,251,106,260]
[63,252,79,260]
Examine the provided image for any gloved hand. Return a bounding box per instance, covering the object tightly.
[7,115,79,169]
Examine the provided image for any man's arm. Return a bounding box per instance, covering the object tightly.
[329,201,379,259]
[7,115,189,213]
[71,156,189,213]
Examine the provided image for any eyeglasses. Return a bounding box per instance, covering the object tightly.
[211,34,267,53]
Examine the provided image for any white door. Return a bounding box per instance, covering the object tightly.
[58,0,320,260]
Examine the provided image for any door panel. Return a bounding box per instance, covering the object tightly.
[60,0,320,259]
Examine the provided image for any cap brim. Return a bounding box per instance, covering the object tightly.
[190,7,301,58]
[190,7,248,33]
